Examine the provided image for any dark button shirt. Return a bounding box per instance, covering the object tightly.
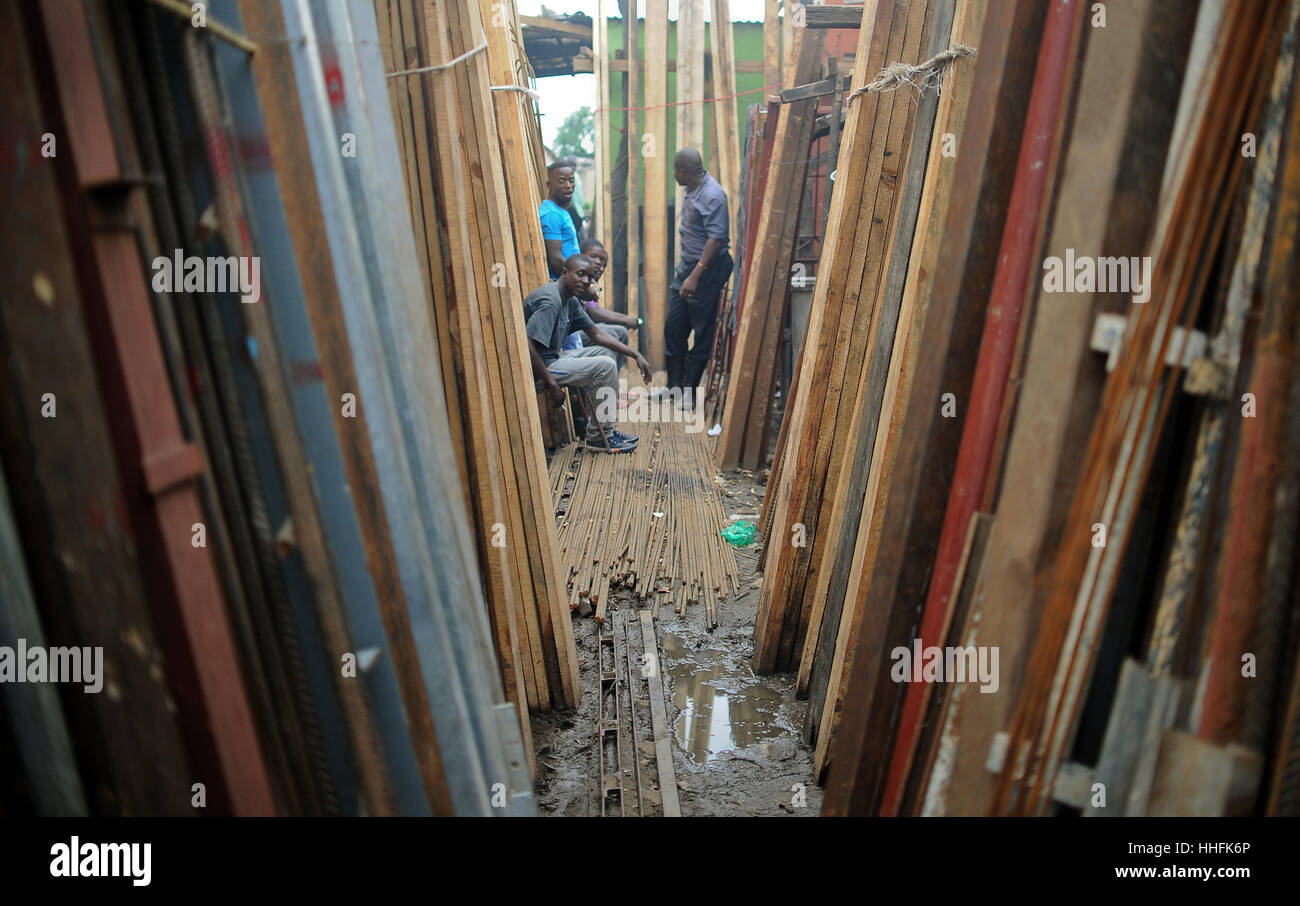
[679,172,730,262]
[524,280,595,364]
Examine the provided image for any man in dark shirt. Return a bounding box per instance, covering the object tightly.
[526,253,651,452]
[565,238,641,361]
[664,147,733,407]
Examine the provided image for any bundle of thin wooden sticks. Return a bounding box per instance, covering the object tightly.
[549,420,741,629]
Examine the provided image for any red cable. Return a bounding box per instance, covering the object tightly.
[594,80,785,114]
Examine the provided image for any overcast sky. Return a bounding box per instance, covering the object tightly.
[518,1,774,147]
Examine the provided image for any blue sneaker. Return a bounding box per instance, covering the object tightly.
[609,429,639,444]
[586,433,637,453]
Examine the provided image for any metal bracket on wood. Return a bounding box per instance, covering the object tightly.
[1090,312,1207,375]
[1052,761,1095,809]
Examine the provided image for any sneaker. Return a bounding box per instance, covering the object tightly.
[609,429,639,444]
[585,433,637,453]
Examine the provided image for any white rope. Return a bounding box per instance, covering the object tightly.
[848,45,977,102]
[386,40,487,78]
[491,84,542,101]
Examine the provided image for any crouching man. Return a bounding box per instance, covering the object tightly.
[526,253,651,453]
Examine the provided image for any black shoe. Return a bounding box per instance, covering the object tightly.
[585,433,637,453]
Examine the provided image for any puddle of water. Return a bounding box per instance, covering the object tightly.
[660,633,784,764]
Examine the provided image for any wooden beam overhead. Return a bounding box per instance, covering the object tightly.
[519,14,592,39]
[805,4,866,29]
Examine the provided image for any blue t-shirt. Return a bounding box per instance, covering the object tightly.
[539,199,580,277]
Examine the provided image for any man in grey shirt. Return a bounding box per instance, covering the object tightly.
[526,253,651,452]
[664,147,733,406]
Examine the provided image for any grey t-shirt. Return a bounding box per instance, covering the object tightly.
[679,172,730,262]
[524,280,595,364]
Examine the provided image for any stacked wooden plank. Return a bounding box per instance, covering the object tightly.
[701,102,766,431]
[715,26,826,470]
[816,0,1054,815]
[549,420,741,630]
[377,0,579,716]
[804,0,988,783]
[989,0,1290,816]
[752,0,939,675]
[796,0,1300,817]
[477,0,549,290]
[901,0,1198,817]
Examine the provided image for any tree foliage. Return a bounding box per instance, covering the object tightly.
[553,106,594,159]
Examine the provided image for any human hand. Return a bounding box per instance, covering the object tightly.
[546,382,566,405]
[680,271,700,298]
[634,354,652,383]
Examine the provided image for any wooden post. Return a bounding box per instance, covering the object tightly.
[643,0,669,370]
[594,0,612,239]
[781,0,795,80]
[625,0,643,350]
[676,0,706,219]
[764,0,781,90]
[710,0,742,239]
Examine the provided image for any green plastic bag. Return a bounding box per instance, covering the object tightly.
[720,521,757,547]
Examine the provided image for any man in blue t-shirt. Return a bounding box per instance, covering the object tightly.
[539,160,580,278]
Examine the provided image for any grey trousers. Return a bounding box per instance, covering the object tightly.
[568,324,628,371]
[547,346,618,440]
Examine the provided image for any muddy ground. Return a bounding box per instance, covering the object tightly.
[532,465,823,817]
